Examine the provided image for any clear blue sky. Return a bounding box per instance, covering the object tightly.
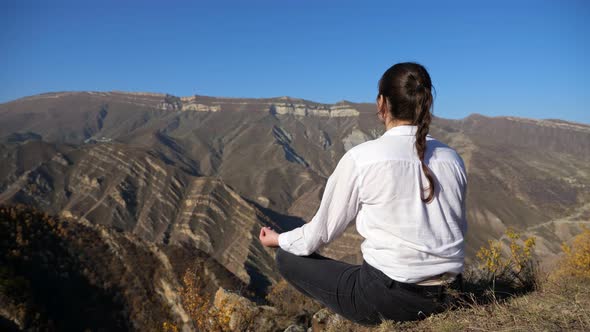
[1,0,588,123]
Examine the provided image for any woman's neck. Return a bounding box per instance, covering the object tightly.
[385,119,414,131]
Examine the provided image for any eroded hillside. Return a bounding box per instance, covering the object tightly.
[1,91,589,280]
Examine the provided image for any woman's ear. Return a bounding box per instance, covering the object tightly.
[378,95,390,113]
[377,94,384,112]
[376,95,387,123]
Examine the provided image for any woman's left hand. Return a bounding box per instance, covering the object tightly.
[259,226,280,247]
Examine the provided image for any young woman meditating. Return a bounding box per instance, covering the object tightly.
[259,62,467,325]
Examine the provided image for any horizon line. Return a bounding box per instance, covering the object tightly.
[2,89,589,126]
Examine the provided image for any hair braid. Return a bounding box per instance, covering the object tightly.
[414,87,435,203]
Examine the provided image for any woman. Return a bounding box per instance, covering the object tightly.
[259,62,467,325]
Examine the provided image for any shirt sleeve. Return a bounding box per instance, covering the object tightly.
[278,150,362,256]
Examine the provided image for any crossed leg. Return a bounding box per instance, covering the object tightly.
[274,248,379,325]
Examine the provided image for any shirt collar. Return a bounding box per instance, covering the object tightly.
[381,125,433,138]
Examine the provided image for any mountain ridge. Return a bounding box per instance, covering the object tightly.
[3,91,588,127]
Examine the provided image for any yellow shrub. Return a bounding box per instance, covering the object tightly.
[162,321,179,332]
[162,267,231,332]
[552,227,590,281]
[475,228,537,289]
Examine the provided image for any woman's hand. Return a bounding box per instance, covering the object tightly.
[259,226,280,248]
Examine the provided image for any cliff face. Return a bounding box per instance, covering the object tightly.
[1,91,589,285]
[270,101,360,117]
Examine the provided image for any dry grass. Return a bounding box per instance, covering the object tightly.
[316,229,590,332]
[312,276,590,332]
[388,277,589,331]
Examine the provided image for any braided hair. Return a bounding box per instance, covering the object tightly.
[378,62,435,203]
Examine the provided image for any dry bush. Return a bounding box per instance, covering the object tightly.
[161,321,179,332]
[475,228,538,291]
[551,226,590,281]
[162,267,231,332]
[163,267,270,331]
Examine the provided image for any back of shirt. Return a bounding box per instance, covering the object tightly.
[350,126,468,283]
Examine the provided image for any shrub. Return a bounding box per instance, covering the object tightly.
[475,228,537,291]
[162,266,231,331]
[551,227,590,281]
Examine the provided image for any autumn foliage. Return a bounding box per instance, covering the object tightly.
[475,228,538,291]
[163,267,232,331]
[552,227,590,281]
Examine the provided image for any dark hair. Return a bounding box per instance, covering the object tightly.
[378,62,436,203]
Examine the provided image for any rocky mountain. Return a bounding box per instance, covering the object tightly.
[0,91,589,296]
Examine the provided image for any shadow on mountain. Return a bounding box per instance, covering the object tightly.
[247,199,306,232]
[244,259,272,303]
[3,132,43,144]
[153,131,200,176]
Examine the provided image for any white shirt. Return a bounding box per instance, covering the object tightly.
[278,125,468,283]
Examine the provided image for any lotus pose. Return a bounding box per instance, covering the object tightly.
[259,62,467,325]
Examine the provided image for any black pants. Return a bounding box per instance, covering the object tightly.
[275,248,454,325]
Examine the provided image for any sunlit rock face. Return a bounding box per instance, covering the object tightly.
[180,96,222,112]
[269,101,359,117]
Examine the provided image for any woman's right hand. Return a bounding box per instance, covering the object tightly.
[259,226,279,248]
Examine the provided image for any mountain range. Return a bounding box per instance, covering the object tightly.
[0,91,588,329]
